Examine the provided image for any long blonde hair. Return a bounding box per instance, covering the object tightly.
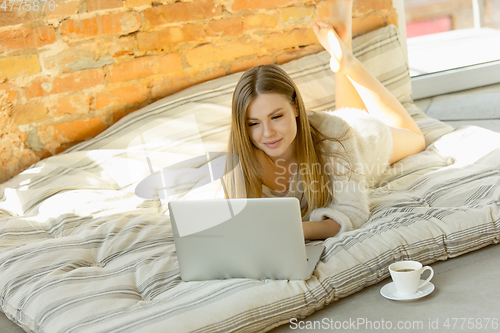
[224,64,350,219]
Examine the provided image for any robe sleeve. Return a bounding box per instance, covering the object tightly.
[307,109,379,233]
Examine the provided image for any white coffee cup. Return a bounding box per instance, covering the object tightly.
[389,261,434,296]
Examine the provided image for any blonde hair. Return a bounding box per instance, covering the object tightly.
[224,64,350,219]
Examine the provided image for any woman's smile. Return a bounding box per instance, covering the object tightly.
[264,138,282,148]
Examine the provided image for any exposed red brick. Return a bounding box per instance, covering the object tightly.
[137,23,206,52]
[95,84,149,111]
[157,54,184,75]
[0,8,41,27]
[150,66,226,100]
[356,0,393,16]
[243,13,280,30]
[87,0,124,12]
[0,26,56,52]
[185,38,262,67]
[25,69,105,98]
[316,1,330,22]
[353,14,386,36]
[230,0,294,12]
[281,6,315,23]
[149,74,189,101]
[0,84,18,104]
[42,45,98,72]
[61,11,140,40]
[106,57,155,83]
[276,44,324,64]
[24,77,49,100]
[61,17,98,40]
[0,55,41,79]
[106,53,183,83]
[101,36,137,57]
[125,0,151,7]
[50,116,109,143]
[111,107,142,123]
[144,0,222,26]
[206,17,244,36]
[229,56,274,74]
[46,1,79,20]
[12,103,49,125]
[52,69,105,95]
[263,28,318,51]
[49,93,92,117]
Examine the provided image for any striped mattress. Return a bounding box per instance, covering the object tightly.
[1,25,499,333]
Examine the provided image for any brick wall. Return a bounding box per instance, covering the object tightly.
[0,0,397,183]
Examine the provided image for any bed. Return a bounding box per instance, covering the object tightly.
[1,24,499,333]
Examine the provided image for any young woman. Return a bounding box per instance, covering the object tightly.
[224,0,425,240]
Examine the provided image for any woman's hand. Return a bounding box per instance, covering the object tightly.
[302,219,341,240]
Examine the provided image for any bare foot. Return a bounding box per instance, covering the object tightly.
[313,21,351,73]
[328,0,353,50]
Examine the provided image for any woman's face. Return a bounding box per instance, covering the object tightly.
[246,93,298,162]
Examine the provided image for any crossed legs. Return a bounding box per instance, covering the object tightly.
[313,0,425,164]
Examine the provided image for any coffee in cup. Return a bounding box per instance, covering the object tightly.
[389,261,434,296]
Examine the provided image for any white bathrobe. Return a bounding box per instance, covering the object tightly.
[262,108,393,234]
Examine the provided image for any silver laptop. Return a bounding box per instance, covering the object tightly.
[168,197,325,281]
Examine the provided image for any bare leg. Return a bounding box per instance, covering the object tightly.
[324,0,366,111]
[313,18,425,163]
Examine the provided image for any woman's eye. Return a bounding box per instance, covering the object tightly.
[247,115,281,127]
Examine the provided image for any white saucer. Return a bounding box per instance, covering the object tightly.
[380,280,435,301]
